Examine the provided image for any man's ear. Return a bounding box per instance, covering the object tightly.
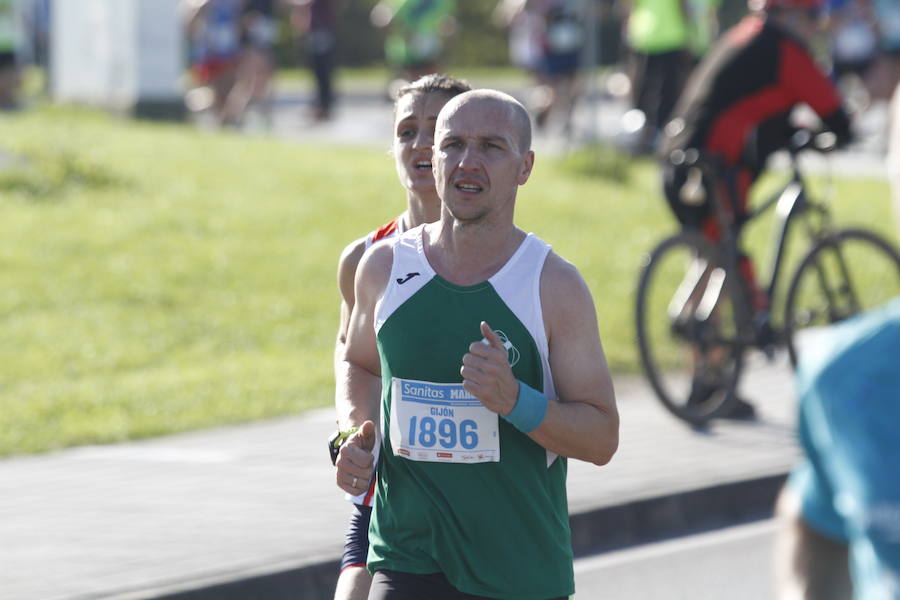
[517,151,535,185]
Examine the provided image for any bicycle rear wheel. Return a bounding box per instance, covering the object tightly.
[785,228,900,367]
[635,232,748,426]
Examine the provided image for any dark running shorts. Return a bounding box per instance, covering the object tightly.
[340,503,371,572]
[369,570,568,600]
[542,51,580,77]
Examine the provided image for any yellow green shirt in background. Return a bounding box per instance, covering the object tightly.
[385,0,456,67]
[627,0,689,54]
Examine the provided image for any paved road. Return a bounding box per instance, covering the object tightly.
[0,353,801,600]
[574,519,776,599]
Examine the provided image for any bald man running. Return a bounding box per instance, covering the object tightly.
[333,89,619,600]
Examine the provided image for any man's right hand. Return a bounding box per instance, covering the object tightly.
[335,420,377,495]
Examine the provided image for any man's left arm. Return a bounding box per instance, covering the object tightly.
[780,42,853,145]
[461,253,618,465]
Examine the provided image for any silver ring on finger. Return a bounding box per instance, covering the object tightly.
[352,476,358,488]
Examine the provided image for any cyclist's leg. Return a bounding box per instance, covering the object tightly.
[664,163,733,406]
[663,162,716,321]
[685,168,756,418]
[662,160,711,228]
[726,167,770,314]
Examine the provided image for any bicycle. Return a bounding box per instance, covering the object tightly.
[635,132,900,426]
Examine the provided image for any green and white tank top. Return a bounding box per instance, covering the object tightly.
[367,224,574,600]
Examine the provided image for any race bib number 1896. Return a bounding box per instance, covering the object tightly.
[389,378,500,463]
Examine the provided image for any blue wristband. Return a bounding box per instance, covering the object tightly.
[503,381,548,433]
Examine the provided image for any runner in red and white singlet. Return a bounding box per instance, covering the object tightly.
[330,74,471,600]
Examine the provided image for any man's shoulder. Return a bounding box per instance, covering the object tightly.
[540,250,583,285]
[539,250,594,312]
[358,232,401,278]
[338,214,407,275]
[338,235,369,277]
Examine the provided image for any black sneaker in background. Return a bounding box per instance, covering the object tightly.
[686,378,719,406]
[721,397,757,420]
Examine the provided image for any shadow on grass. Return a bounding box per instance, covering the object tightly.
[0,148,129,202]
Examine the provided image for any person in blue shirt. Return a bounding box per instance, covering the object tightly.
[825,0,877,83]
[776,296,900,600]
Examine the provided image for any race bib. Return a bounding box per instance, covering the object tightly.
[389,378,500,463]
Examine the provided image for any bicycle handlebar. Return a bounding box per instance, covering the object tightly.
[788,129,838,155]
[668,129,838,169]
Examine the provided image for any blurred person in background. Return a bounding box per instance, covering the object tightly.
[824,0,878,108]
[0,0,22,110]
[27,0,49,75]
[370,0,457,94]
[494,0,586,134]
[533,0,586,133]
[329,73,471,600]
[621,0,691,154]
[493,0,544,80]
[686,0,723,64]
[824,0,900,151]
[659,0,853,417]
[16,0,49,94]
[832,0,900,115]
[219,0,279,127]
[289,0,339,122]
[183,0,243,125]
[775,296,900,600]
[869,0,900,103]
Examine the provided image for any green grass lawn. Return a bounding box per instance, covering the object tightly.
[0,105,895,456]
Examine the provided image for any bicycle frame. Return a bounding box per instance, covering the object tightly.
[752,158,813,317]
[712,150,830,331]
[665,143,838,348]
[640,137,900,424]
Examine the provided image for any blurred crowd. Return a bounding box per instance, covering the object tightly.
[181,0,281,127]
[2,0,899,149]
[169,0,900,157]
[179,0,462,127]
[618,0,900,154]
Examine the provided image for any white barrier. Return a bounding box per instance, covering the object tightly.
[51,0,184,118]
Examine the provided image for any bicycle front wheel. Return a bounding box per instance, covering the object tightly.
[635,232,748,426]
[785,228,900,367]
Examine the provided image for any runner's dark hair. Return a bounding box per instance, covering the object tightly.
[395,74,472,106]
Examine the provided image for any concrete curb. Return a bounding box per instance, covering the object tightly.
[569,473,787,557]
[141,473,787,600]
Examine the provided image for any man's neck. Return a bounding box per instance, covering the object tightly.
[423,219,526,287]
